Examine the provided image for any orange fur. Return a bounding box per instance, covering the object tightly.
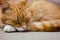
[1,0,60,31]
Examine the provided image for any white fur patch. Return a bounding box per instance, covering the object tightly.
[16,27,25,31]
[33,22,43,29]
[4,25,16,32]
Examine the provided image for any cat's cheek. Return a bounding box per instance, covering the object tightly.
[3,25,16,32]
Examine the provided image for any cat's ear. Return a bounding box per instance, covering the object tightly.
[0,0,4,4]
[0,0,8,8]
[0,0,7,5]
[19,0,28,7]
[0,0,9,13]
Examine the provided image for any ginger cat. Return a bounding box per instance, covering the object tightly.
[0,0,60,32]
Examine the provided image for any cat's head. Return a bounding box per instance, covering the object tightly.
[1,0,29,27]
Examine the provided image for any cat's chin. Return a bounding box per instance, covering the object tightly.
[3,25,16,32]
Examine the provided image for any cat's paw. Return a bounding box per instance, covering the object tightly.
[16,27,27,32]
[16,27,25,32]
[16,24,27,32]
[3,25,16,32]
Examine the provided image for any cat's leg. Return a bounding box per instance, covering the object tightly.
[41,20,60,31]
[4,25,16,32]
[28,20,60,31]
